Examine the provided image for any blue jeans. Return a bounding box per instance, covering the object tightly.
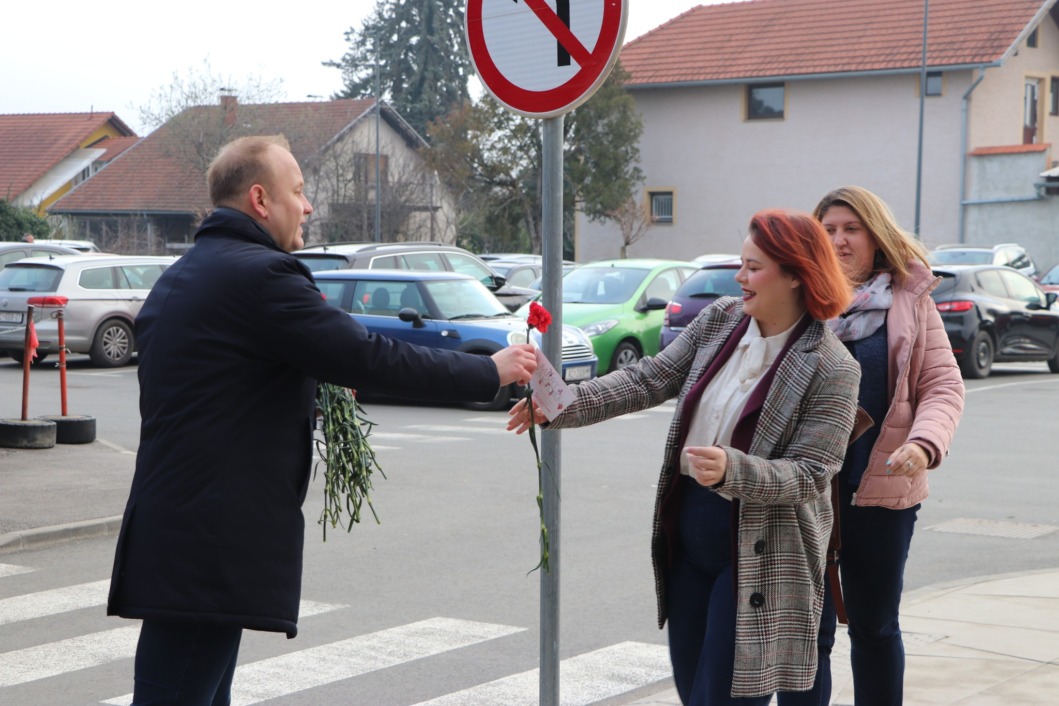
[666,475,772,706]
[132,619,243,706]
[777,477,919,706]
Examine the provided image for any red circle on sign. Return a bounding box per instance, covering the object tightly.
[466,0,625,118]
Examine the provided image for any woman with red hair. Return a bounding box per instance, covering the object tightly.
[509,209,861,704]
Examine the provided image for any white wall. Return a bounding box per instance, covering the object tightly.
[576,70,969,262]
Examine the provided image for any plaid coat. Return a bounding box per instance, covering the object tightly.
[547,298,860,697]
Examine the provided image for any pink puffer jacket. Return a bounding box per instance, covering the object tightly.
[853,260,965,509]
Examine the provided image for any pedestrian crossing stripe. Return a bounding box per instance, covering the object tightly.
[0,578,342,628]
[0,597,344,689]
[101,617,525,705]
[0,563,33,578]
[412,641,671,705]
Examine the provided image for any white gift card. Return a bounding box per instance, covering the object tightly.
[529,347,575,421]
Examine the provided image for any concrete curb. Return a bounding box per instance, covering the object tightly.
[0,515,122,555]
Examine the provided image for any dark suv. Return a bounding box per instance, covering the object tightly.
[931,264,1059,378]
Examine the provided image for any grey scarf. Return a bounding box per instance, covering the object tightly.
[828,273,893,342]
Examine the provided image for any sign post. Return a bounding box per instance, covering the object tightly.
[466,2,626,703]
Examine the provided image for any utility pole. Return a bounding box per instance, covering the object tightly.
[374,34,382,243]
[914,0,929,237]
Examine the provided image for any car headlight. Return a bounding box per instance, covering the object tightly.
[562,326,592,347]
[581,319,618,337]
[507,330,529,346]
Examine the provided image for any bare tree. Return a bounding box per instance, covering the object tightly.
[610,194,652,259]
[304,129,448,244]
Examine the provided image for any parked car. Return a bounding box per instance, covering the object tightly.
[520,259,698,374]
[928,243,1037,279]
[0,242,80,267]
[0,255,175,367]
[692,252,740,265]
[292,241,506,288]
[930,264,1059,378]
[312,269,598,410]
[1039,263,1059,297]
[42,239,102,253]
[486,259,545,312]
[660,257,743,350]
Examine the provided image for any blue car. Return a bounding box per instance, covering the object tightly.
[312,269,598,410]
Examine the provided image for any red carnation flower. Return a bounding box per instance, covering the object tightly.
[527,302,552,333]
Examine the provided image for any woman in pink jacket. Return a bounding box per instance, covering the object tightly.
[780,186,965,706]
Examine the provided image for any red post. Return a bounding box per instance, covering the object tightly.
[21,304,34,421]
[58,309,68,416]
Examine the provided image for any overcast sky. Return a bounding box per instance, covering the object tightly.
[2,0,722,135]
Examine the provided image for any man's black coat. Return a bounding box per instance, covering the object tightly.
[107,209,499,637]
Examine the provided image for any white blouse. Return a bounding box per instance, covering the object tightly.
[679,316,804,481]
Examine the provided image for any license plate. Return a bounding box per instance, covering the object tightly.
[564,365,592,382]
[0,312,22,323]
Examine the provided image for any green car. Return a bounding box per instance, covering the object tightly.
[521,259,698,374]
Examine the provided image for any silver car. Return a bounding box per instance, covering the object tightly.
[0,255,175,367]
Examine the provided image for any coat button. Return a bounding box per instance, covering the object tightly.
[750,592,765,608]
[754,539,766,554]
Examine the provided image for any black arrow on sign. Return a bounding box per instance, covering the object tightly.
[513,0,572,67]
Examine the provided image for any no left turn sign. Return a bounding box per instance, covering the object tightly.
[466,0,627,118]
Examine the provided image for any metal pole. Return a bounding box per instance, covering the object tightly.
[21,304,34,421]
[539,115,564,706]
[914,0,929,236]
[58,310,68,416]
[374,37,382,244]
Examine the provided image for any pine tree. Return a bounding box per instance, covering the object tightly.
[328,0,471,139]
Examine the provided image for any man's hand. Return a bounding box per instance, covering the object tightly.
[492,344,538,387]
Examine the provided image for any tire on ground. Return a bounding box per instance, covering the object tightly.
[37,415,97,444]
[0,419,57,449]
[89,319,134,367]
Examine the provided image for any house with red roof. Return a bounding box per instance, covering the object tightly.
[48,97,455,254]
[0,112,137,216]
[577,0,1059,270]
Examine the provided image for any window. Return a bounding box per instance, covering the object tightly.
[649,191,674,223]
[1051,77,1059,116]
[353,153,389,187]
[999,270,1043,306]
[1028,28,1039,48]
[444,253,496,287]
[78,267,116,290]
[747,83,785,119]
[925,71,943,97]
[1025,78,1042,144]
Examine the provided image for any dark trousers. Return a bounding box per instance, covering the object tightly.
[665,475,772,706]
[132,619,243,706]
[777,477,919,706]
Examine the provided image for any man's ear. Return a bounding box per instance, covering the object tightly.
[248,184,269,220]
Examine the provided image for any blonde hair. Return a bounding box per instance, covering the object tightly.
[812,186,929,285]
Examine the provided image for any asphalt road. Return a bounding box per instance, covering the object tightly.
[2,353,1058,704]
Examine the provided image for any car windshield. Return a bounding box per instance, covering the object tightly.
[561,266,649,304]
[930,250,992,266]
[681,268,741,298]
[0,264,64,292]
[1041,266,1059,285]
[423,279,510,320]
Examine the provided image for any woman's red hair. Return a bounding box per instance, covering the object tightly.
[748,209,852,321]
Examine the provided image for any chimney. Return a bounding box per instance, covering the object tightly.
[219,91,238,127]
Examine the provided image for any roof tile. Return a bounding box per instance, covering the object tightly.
[0,112,135,199]
[622,0,1050,85]
[50,99,376,215]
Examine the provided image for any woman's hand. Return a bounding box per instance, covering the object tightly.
[886,442,929,476]
[685,446,728,487]
[507,396,547,435]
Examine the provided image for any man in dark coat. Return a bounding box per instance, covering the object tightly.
[107,135,537,705]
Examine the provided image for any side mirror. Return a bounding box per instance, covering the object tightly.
[1047,292,1058,308]
[636,296,670,313]
[398,307,425,328]
[486,274,507,291]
